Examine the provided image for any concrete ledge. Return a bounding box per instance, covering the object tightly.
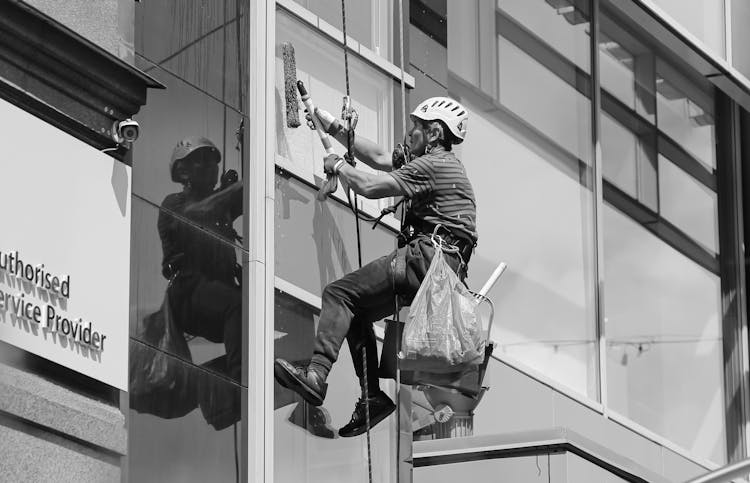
[413,427,668,483]
[0,363,126,454]
[0,421,119,483]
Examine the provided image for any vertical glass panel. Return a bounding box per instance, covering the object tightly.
[131,197,246,384]
[131,60,246,249]
[656,60,716,169]
[129,340,245,482]
[603,205,725,464]
[497,36,592,163]
[274,172,396,297]
[447,0,598,400]
[659,155,718,253]
[498,0,591,73]
[275,10,393,213]
[599,38,635,110]
[273,290,397,483]
[649,0,725,57]
[731,1,750,79]
[601,113,638,197]
[290,0,389,58]
[134,0,246,107]
[458,104,597,399]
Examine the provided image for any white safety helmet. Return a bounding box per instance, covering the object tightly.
[410,97,468,144]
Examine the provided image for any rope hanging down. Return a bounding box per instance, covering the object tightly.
[339,1,409,481]
[337,3,371,482]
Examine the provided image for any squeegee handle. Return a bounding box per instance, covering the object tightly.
[297,81,337,200]
[297,81,334,155]
[478,262,507,298]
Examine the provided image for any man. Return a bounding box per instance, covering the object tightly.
[158,136,243,382]
[274,97,478,437]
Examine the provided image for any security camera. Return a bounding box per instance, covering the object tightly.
[112,119,140,144]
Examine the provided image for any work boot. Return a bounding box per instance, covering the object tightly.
[274,359,328,406]
[338,390,396,437]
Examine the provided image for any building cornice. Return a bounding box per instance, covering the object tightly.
[0,0,163,161]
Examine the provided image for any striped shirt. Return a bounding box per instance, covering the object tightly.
[389,150,478,245]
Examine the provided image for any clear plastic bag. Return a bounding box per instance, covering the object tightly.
[399,240,485,374]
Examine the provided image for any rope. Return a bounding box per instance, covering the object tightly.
[395,3,407,482]
[340,4,370,482]
[337,1,410,480]
[235,0,245,178]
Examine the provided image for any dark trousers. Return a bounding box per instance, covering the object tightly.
[313,236,464,390]
[170,273,243,382]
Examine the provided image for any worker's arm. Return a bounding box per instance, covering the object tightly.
[310,108,394,172]
[325,154,405,199]
[183,181,243,221]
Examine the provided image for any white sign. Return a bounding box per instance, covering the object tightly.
[0,99,130,390]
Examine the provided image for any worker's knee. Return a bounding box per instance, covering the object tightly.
[322,280,347,302]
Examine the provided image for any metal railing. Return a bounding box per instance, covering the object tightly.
[685,458,750,483]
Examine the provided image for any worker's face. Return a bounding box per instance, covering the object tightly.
[405,119,428,156]
[182,150,219,193]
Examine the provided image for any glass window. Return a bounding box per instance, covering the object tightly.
[659,155,718,254]
[498,0,592,73]
[656,60,716,170]
[604,204,725,464]
[731,0,750,79]
[135,0,246,109]
[131,197,247,384]
[274,171,396,297]
[442,0,599,400]
[275,10,394,214]
[601,112,638,198]
[497,35,592,163]
[273,289,397,483]
[130,60,246,249]
[290,0,390,59]
[649,0,726,57]
[599,7,725,464]
[128,339,245,482]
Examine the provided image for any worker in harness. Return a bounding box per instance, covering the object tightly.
[274,97,478,437]
[158,136,244,382]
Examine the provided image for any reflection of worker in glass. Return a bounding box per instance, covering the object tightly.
[274,98,478,437]
[159,137,243,381]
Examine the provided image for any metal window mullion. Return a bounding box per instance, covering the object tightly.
[590,0,607,408]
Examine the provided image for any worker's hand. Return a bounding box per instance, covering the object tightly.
[392,143,411,170]
[323,153,344,175]
[306,108,341,136]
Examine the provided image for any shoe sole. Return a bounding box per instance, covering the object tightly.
[273,360,324,407]
[338,403,396,438]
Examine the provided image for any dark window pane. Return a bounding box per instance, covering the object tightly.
[131,60,246,251]
[131,197,246,384]
[128,339,245,482]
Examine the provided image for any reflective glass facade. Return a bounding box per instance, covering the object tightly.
[128,0,250,479]
[7,0,750,482]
